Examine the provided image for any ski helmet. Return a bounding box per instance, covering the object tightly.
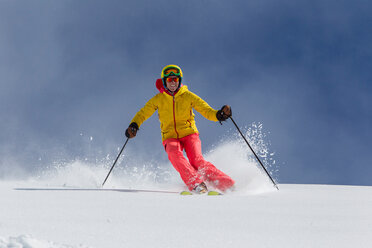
[161,65,183,91]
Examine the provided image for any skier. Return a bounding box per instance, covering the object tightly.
[125,65,235,194]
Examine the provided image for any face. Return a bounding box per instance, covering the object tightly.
[166,76,180,92]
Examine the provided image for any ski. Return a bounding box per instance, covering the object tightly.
[180,190,223,196]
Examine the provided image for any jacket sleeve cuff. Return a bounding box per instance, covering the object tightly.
[129,122,139,130]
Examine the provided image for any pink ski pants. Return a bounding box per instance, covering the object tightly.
[163,133,235,191]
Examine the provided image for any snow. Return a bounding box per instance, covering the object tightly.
[1,181,372,248]
[1,128,371,247]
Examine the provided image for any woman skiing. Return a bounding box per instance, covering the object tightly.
[125,65,235,194]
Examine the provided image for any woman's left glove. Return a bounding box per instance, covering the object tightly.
[216,105,232,122]
[125,122,139,138]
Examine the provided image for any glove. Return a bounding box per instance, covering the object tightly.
[216,105,232,122]
[125,122,139,139]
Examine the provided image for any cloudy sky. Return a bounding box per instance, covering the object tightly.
[1,0,371,185]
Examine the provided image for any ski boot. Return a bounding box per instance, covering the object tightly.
[193,182,208,194]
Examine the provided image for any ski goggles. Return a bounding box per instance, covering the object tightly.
[163,68,181,77]
[165,76,180,83]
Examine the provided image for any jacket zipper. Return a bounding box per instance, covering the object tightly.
[172,95,179,139]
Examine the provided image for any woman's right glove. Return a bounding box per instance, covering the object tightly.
[125,122,139,139]
[216,105,232,122]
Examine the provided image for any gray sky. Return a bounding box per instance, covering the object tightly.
[1,0,371,185]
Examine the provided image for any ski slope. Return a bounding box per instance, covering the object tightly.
[1,181,372,248]
[1,128,371,247]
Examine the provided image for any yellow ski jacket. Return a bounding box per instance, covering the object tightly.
[131,79,218,142]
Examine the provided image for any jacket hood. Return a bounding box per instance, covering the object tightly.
[155,78,184,95]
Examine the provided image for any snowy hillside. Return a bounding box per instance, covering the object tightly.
[1,128,371,248]
[1,181,372,248]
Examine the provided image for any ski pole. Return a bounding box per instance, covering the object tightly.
[102,138,129,187]
[229,117,279,190]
